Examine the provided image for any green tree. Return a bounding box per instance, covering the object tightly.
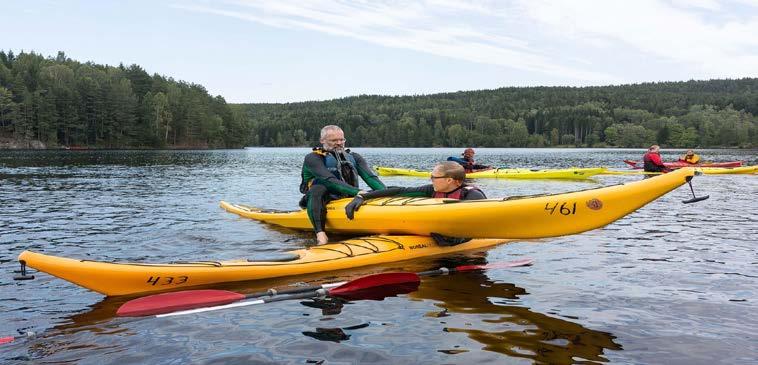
[0,87,18,134]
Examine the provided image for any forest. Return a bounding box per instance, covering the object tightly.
[237,79,758,148]
[0,50,247,149]
[2,50,757,149]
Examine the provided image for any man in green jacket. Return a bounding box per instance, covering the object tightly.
[299,125,385,245]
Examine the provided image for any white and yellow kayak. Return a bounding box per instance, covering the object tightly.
[376,166,607,179]
[222,168,696,239]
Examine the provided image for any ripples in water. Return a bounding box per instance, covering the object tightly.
[1,148,756,364]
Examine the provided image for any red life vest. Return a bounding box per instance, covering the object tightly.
[432,185,481,199]
[643,152,665,172]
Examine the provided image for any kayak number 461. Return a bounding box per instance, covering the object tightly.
[544,202,577,215]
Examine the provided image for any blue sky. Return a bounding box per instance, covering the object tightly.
[2,0,758,103]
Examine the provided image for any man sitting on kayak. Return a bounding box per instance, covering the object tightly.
[642,145,670,173]
[678,149,701,164]
[300,125,386,245]
[344,161,485,245]
[447,148,491,173]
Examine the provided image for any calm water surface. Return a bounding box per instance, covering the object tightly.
[1,148,756,364]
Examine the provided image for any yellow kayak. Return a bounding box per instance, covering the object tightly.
[602,165,758,175]
[222,168,696,239]
[17,236,517,296]
[376,166,607,179]
[698,165,758,174]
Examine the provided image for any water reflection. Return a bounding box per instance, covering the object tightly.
[404,258,622,364]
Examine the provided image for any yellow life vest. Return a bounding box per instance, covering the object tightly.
[683,154,701,164]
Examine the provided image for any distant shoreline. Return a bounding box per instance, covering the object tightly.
[2,144,755,151]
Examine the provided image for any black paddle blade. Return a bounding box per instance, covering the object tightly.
[683,195,709,204]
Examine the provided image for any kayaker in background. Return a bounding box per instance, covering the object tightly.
[679,149,701,164]
[300,125,386,245]
[642,145,670,173]
[447,148,491,173]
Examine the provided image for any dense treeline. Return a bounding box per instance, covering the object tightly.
[238,79,758,148]
[2,50,757,149]
[0,50,247,148]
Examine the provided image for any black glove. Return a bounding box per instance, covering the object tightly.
[345,195,365,220]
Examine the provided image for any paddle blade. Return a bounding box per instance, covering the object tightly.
[683,195,709,204]
[327,272,420,299]
[331,282,420,301]
[117,289,246,317]
[455,258,534,272]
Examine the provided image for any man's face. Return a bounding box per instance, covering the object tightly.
[430,166,458,193]
[321,130,346,152]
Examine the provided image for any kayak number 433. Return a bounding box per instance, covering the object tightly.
[146,276,189,286]
[544,202,577,215]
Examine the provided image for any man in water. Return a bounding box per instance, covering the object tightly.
[300,125,385,245]
[447,148,491,172]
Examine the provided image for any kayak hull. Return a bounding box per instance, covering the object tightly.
[222,168,695,239]
[376,166,606,179]
[18,236,517,296]
[623,159,743,169]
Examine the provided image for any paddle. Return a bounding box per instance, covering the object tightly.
[118,258,534,317]
[682,175,709,204]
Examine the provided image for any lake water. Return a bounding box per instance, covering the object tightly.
[1,148,756,364]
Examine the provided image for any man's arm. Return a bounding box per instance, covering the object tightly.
[360,185,434,199]
[352,152,386,190]
[303,153,360,196]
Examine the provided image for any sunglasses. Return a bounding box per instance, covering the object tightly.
[430,175,448,180]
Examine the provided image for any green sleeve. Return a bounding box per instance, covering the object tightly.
[352,152,386,190]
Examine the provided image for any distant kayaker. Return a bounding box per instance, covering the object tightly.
[300,125,386,245]
[679,149,701,164]
[447,148,491,173]
[642,145,669,173]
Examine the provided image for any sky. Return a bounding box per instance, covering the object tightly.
[2,0,758,103]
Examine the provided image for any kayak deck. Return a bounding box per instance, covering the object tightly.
[376,166,607,179]
[18,235,517,296]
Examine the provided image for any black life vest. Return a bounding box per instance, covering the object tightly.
[310,147,359,188]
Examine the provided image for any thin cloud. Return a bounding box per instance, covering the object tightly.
[174,0,621,83]
[513,0,758,77]
[175,0,758,83]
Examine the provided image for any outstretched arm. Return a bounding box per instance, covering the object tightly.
[345,185,435,219]
[352,152,386,190]
[360,185,434,199]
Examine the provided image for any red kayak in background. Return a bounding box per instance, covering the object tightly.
[624,159,743,169]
